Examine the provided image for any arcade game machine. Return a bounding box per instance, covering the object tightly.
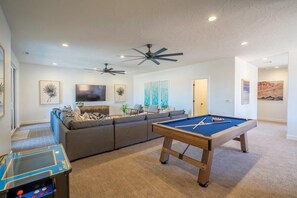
[0,144,72,198]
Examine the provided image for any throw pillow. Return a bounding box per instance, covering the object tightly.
[74,113,83,121]
[62,105,72,112]
[74,107,81,115]
[160,108,170,113]
[82,112,90,120]
[89,113,98,120]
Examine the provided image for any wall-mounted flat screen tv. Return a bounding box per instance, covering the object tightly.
[76,84,106,102]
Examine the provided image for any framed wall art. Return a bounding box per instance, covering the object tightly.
[258,81,284,101]
[114,84,126,102]
[241,79,250,105]
[40,80,60,105]
[143,80,169,108]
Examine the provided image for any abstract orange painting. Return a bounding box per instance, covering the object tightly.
[258,81,283,101]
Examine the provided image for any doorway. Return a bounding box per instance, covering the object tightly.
[11,66,16,131]
[193,79,208,116]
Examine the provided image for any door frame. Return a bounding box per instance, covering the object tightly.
[192,78,210,117]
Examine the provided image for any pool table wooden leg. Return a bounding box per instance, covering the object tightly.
[240,133,248,152]
[160,137,173,164]
[198,150,214,187]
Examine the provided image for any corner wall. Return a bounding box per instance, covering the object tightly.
[258,67,288,123]
[133,58,235,116]
[287,50,297,140]
[0,5,11,155]
[234,57,258,119]
[19,63,133,125]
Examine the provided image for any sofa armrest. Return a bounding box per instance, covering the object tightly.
[58,119,70,149]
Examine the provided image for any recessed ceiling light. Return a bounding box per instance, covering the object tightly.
[275,66,279,69]
[53,62,57,66]
[62,43,69,47]
[208,16,217,22]
[120,55,125,58]
[263,57,268,61]
[241,41,248,46]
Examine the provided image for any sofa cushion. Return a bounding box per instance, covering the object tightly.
[60,111,75,120]
[147,105,159,113]
[114,115,146,124]
[70,119,114,130]
[146,112,169,119]
[62,116,74,129]
[169,110,185,116]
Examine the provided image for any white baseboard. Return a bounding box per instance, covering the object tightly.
[20,119,50,126]
[287,135,297,141]
[257,117,287,124]
[10,127,19,137]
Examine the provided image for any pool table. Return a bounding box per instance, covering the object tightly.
[152,114,257,187]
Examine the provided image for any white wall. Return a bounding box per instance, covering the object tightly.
[258,67,288,123]
[0,5,11,155]
[19,63,133,124]
[133,58,235,116]
[234,57,258,119]
[287,50,297,140]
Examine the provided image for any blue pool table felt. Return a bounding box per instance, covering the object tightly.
[161,115,247,136]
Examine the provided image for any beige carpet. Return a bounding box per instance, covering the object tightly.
[11,123,55,152]
[12,130,30,141]
[70,121,297,198]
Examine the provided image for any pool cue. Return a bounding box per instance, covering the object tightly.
[175,121,232,128]
[193,117,207,129]
[201,121,231,125]
[175,124,196,128]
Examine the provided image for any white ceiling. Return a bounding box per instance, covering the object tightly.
[1,0,297,74]
[251,52,288,68]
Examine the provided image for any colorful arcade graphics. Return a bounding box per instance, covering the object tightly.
[0,144,72,198]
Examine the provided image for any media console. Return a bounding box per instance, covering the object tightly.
[79,105,109,115]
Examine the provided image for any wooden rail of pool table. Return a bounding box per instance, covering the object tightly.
[162,147,206,170]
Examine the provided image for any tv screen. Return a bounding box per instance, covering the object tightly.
[76,84,106,102]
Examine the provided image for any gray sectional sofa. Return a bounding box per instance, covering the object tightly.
[50,109,187,161]
[114,115,147,149]
[147,112,170,140]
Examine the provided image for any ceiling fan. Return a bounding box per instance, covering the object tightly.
[123,44,183,65]
[85,63,126,75]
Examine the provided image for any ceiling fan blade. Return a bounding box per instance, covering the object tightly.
[138,58,147,65]
[111,70,126,73]
[107,68,113,71]
[84,68,99,71]
[108,72,116,75]
[155,52,183,57]
[152,48,167,56]
[112,72,126,74]
[154,57,178,62]
[150,59,160,65]
[121,57,145,62]
[132,48,147,56]
[124,55,144,57]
